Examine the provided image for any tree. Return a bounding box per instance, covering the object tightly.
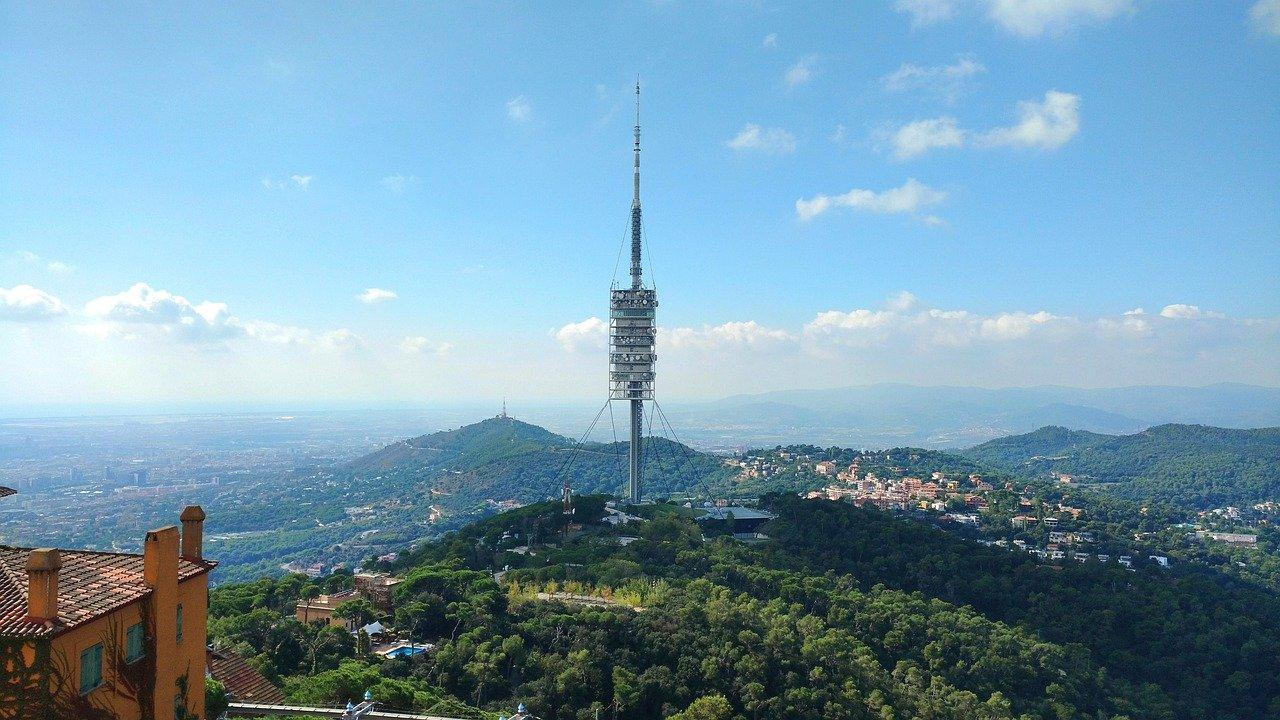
[669,694,734,720]
[300,586,320,625]
[334,599,376,629]
[205,678,229,719]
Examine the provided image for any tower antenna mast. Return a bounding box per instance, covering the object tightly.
[609,80,657,504]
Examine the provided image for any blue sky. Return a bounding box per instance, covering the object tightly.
[2,1,1278,407]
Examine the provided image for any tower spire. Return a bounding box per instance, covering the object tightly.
[630,81,643,291]
[610,79,657,505]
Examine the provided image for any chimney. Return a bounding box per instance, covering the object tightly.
[26,548,61,622]
[180,505,206,561]
[143,525,179,589]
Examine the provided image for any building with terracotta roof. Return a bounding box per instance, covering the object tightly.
[205,645,285,705]
[0,506,215,720]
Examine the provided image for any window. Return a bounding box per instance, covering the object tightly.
[79,644,103,694]
[176,604,184,643]
[125,623,145,663]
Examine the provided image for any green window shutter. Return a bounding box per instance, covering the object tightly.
[126,623,145,662]
[80,644,102,694]
[176,604,184,643]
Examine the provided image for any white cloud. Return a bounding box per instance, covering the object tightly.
[726,124,797,155]
[894,0,961,27]
[890,117,966,160]
[317,328,362,353]
[262,175,312,190]
[84,283,241,342]
[762,33,778,49]
[987,0,1134,37]
[401,336,453,356]
[506,95,532,122]
[13,250,73,275]
[796,178,947,221]
[79,282,363,352]
[785,55,817,87]
[554,317,608,352]
[1,284,67,321]
[1251,0,1280,36]
[979,91,1080,150]
[358,288,398,304]
[980,310,1060,339]
[881,56,985,100]
[1160,304,1226,320]
[664,321,794,351]
[380,174,418,194]
[886,291,921,312]
[881,91,1079,159]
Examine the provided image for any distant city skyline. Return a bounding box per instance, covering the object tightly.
[2,2,1278,406]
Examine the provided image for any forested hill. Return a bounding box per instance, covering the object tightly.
[345,416,736,504]
[211,494,1280,719]
[963,423,1280,508]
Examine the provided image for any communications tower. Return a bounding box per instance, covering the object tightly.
[609,83,657,504]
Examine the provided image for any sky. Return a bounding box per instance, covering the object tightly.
[1,0,1278,411]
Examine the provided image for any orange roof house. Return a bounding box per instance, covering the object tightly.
[206,646,285,705]
[0,506,215,720]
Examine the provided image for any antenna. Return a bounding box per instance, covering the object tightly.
[609,78,658,504]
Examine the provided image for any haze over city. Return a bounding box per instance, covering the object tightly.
[3,1,1277,412]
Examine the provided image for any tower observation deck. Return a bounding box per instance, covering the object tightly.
[609,82,656,504]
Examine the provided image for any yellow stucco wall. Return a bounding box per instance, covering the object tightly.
[40,571,210,720]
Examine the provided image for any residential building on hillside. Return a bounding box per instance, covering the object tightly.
[0,506,215,720]
[295,589,360,629]
[353,572,404,614]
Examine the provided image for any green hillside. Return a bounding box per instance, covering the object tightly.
[345,416,737,506]
[964,423,1280,508]
[210,494,1280,720]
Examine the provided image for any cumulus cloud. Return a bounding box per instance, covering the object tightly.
[894,0,961,27]
[85,283,235,335]
[80,282,360,351]
[1,284,67,321]
[761,33,778,49]
[886,91,1080,159]
[796,178,946,221]
[987,0,1134,37]
[978,90,1080,150]
[506,95,532,122]
[881,56,985,100]
[664,321,794,351]
[1251,0,1280,36]
[358,288,398,304]
[785,55,817,87]
[1159,304,1227,320]
[554,317,608,352]
[890,117,966,160]
[726,124,797,155]
[290,174,313,189]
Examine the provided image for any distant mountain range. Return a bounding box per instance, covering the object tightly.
[962,423,1280,508]
[668,383,1280,449]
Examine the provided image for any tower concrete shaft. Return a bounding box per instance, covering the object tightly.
[609,81,656,505]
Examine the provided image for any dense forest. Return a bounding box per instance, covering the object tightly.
[963,423,1280,508]
[209,494,1280,720]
